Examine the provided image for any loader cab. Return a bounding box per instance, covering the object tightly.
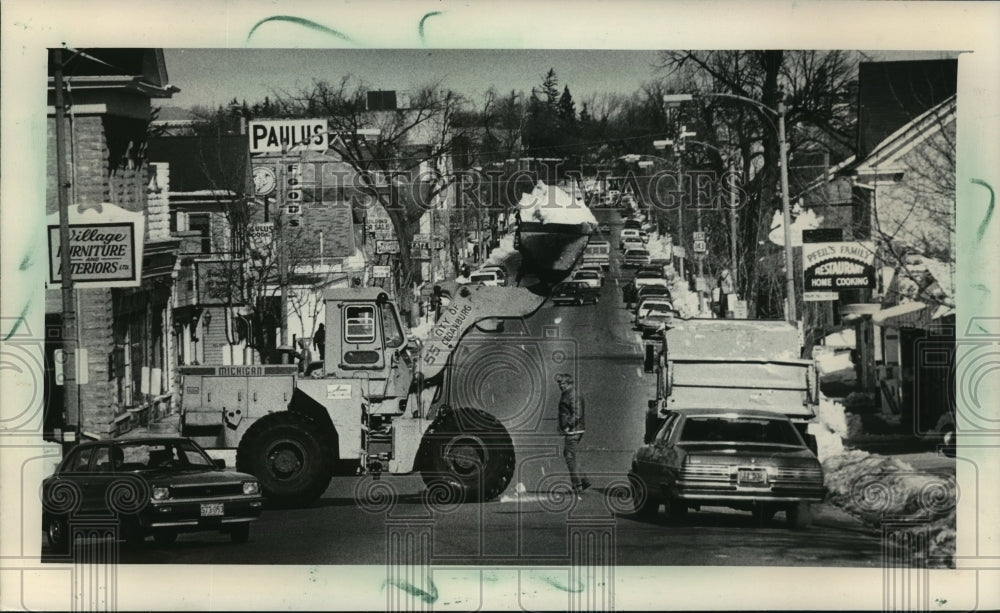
[322,289,413,401]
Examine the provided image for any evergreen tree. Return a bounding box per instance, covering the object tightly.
[558,85,577,129]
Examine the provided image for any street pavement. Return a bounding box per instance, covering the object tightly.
[53,205,890,567]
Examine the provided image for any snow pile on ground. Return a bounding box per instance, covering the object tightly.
[814,347,854,375]
[484,235,517,268]
[823,449,956,568]
[812,395,851,460]
[518,182,598,226]
[408,320,434,340]
[823,328,856,347]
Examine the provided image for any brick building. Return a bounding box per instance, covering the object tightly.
[45,49,178,439]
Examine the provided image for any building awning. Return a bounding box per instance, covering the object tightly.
[873,302,931,328]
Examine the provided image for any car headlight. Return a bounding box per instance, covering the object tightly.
[152,486,170,501]
[243,481,260,495]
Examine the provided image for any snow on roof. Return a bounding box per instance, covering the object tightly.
[518,182,598,226]
[768,208,823,247]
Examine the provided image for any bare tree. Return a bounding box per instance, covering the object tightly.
[269,77,472,321]
[659,50,860,320]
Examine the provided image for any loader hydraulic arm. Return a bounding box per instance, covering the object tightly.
[417,282,547,380]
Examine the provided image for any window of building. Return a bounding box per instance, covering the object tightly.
[188,213,212,253]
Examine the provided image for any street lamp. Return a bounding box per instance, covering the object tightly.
[664,93,797,322]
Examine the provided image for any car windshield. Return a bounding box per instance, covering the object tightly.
[626,250,648,257]
[642,303,672,313]
[679,417,804,447]
[636,271,661,279]
[116,440,215,471]
[471,274,494,282]
[576,271,598,278]
[555,282,578,291]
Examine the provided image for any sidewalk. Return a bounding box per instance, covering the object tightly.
[120,412,181,438]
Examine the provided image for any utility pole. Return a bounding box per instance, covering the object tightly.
[728,157,739,293]
[53,48,80,442]
[278,150,289,349]
[676,143,686,283]
[778,100,797,323]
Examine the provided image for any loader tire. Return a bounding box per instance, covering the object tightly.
[419,408,515,502]
[237,411,332,507]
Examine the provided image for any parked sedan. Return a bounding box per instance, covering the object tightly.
[622,247,651,269]
[629,409,826,528]
[469,269,506,287]
[637,306,679,338]
[42,437,264,552]
[575,264,606,286]
[552,280,600,305]
[634,298,675,328]
[620,237,645,252]
[571,268,603,288]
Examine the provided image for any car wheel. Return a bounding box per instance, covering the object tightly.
[122,520,147,548]
[237,411,333,508]
[418,407,515,502]
[663,496,688,522]
[787,502,813,529]
[628,473,659,518]
[230,523,251,544]
[752,504,776,526]
[153,529,178,545]
[45,515,69,554]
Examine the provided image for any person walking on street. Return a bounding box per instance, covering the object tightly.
[556,373,591,496]
[313,323,325,361]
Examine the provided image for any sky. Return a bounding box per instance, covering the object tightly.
[163,49,667,110]
[162,49,961,112]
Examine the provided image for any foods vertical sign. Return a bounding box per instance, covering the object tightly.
[802,241,876,301]
[47,202,144,288]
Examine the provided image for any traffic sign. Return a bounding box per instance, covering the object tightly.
[372,230,394,241]
[693,239,707,254]
[373,265,391,278]
[693,231,706,242]
[375,240,400,255]
[673,245,686,259]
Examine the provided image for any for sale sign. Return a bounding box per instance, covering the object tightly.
[803,241,876,300]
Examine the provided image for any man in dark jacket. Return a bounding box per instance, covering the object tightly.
[556,373,591,495]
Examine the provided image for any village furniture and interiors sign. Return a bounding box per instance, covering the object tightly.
[46,202,144,288]
[803,241,876,301]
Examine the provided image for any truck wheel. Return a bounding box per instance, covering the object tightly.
[419,408,515,502]
[237,412,332,507]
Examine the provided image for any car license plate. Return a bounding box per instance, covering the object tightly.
[737,469,767,486]
[200,503,224,517]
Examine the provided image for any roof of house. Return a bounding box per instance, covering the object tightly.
[797,94,955,199]
[49,48,179,98]
[147,135,252,194]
